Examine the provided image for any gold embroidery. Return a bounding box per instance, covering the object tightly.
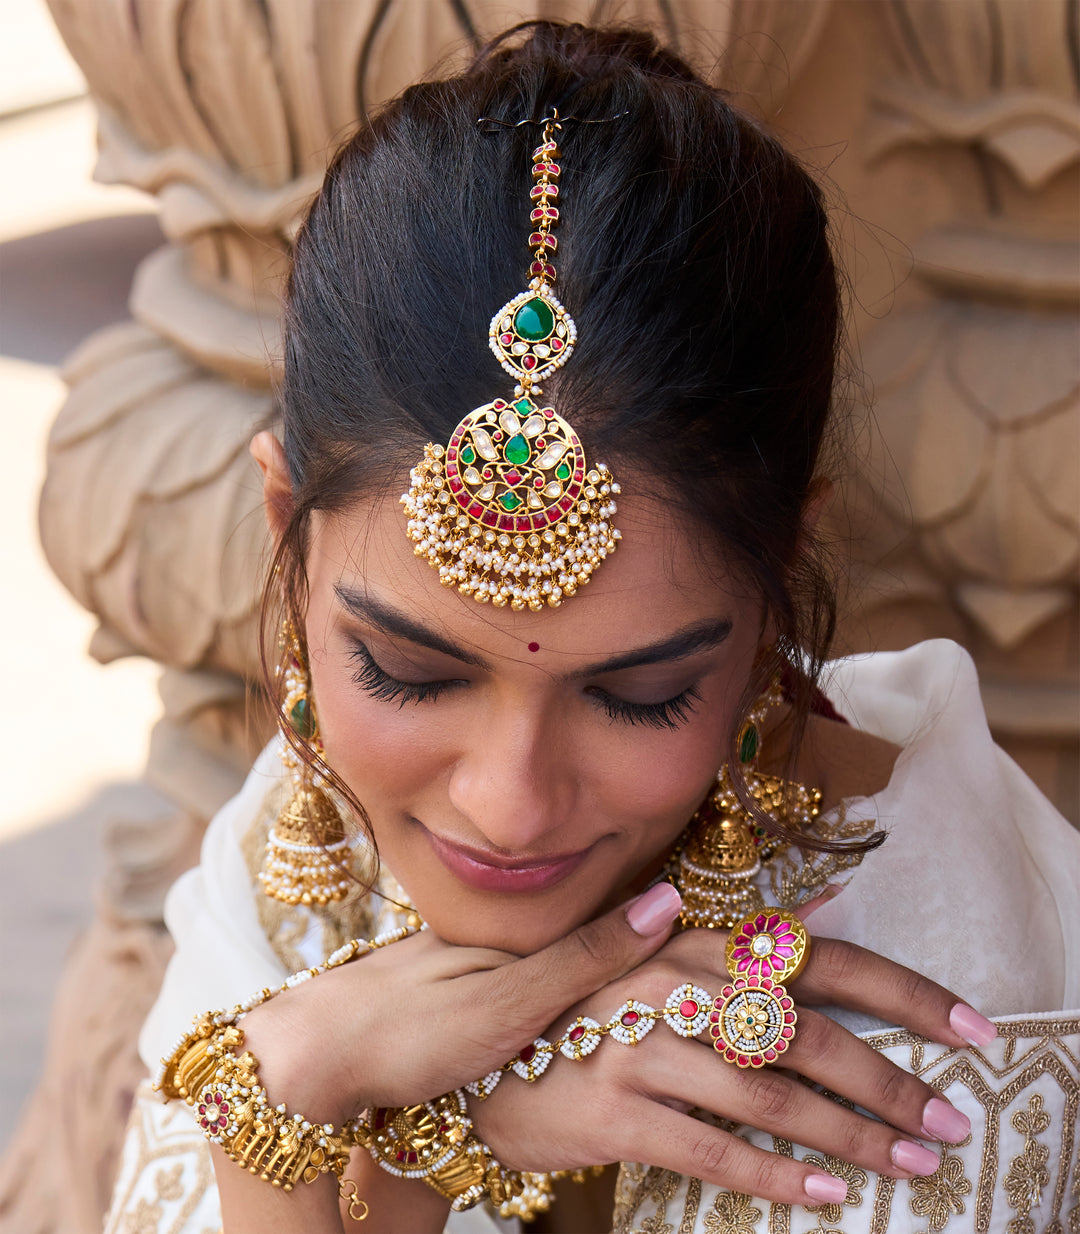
[619,1018,1078,1234]
[766,808,875,910]
[1005,1094,1052,1232]
[702,1192,763,1234]
[121,1197,162,1234]
[803,1153,869,1227]
[154,1162,185,1203]
[908,1145,972,1230]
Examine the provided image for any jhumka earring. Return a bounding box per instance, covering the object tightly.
[401,111,621,610]
[258,620,351,906]
[674,679,823,929]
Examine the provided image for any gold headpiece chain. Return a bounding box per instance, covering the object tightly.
[401,111,621,610]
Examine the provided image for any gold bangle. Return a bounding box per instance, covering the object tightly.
[351,1091,523,1212]
[159,1019,356,1196]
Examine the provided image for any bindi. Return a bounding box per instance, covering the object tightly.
[527,642,540,653]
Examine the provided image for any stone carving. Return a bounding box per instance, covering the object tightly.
[2,1,1074,1231]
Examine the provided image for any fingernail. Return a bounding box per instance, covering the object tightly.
[949,1003,997,1047]
[626,883,682,936]
[891,1140,941,1176]
[921,1096,970,1142]
[804,1173,848,1203]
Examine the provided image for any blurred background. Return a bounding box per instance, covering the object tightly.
[0,1,1076,1231]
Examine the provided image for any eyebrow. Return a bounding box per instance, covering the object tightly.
[334,585,732,679]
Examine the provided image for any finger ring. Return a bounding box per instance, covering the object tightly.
[709,910,808,1068]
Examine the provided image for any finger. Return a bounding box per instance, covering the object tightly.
[485,883,683,1027]
[786,1008,971,1144]
[654,1040,949,1184]
[795,937,997,1049]
[617,1098,853,1209]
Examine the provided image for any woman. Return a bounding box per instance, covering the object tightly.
[105,22,1079,1234]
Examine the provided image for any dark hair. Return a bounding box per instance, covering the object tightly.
[265,21,882,857]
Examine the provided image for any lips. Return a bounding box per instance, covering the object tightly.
[421,825,592,893]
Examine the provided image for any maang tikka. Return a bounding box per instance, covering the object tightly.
[259,620,352,906]
[402,111,621,610]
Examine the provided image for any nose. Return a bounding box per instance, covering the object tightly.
[446,699,576,853]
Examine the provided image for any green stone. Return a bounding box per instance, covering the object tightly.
[555,461,571,481]
[738,723,759,765]
[505,433,530,465]
[513,297,555,342]
[460,444,475,465]
[290,698,314,739]
[499,491,522,511]
[513,396,535,416]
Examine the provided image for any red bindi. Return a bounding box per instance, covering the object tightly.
[527,642,540,653]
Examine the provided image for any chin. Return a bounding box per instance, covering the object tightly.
[407,889,594,957]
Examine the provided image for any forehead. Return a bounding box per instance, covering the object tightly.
[306,489,758,656]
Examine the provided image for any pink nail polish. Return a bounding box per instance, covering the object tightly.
[804,1174,848,1203]
[949,1003,997,1047]
[626,883,682,935]
[892,1140,941,1176]
[921,1096,970,1143]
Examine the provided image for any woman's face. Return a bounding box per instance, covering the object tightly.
[301,486,766,954]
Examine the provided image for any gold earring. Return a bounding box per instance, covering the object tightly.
[674,679,821,929]
[259,620,351,906]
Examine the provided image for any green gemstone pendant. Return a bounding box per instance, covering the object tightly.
[290,697,314,740]
[738,723,759,765]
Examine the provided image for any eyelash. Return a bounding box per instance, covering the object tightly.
[348,641,701,731]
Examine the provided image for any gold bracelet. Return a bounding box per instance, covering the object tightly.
[154,925,418,1219]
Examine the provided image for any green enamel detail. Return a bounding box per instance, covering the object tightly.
[505,433,530,465]
[738,723,759,765]
[514,297,555,341]
[513,396,535,416]
[555,461,571,481]
[460,444,475,465]
[499,491,522,511]
[290,697,314,740]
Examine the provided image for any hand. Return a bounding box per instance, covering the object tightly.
[233,881,687,1126]
[470,893,993,1210]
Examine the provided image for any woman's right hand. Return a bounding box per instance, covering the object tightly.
[468,885,993,1209]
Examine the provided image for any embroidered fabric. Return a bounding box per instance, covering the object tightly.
[109,641,1079,1234]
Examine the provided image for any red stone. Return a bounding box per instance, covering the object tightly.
[781,1026,794,1038]
[499,333,513,345]
[764,1049,777,1061]
[568,1026,585,1042]
[550,337,564,351]
[780,998,793,1009]
[522,354,537,370]
[493,399,506,409]
[374,1110,387,1130]
[396,1149,406,1161]
[493,430,503,440]
[529,232,557,249]
[533,477,543,487]
[709,1012,720,1023]
[482,468,493,479]
[481,510,498,526]
[679,999,699,1018]
[467,501,483,517]
[573,469,584,481]
[519,1045,536,1063]
[751,1055,763,1066]
[449,478,463,493]
[516,517,531,531]
[543,407,555,417]
[498,515,514,530]
[738,1054,751,1066]
[504,469,522,486]
[621,1011,639,1027]
[529,262,557,278]
[407,1151,419,1164]
[535,437,545,448]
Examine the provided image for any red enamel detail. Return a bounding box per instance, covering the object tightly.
[519,1045,536,1063]
[621,1011,640,1027]
[568,1026,585,1042]
[679,999,699,1019]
